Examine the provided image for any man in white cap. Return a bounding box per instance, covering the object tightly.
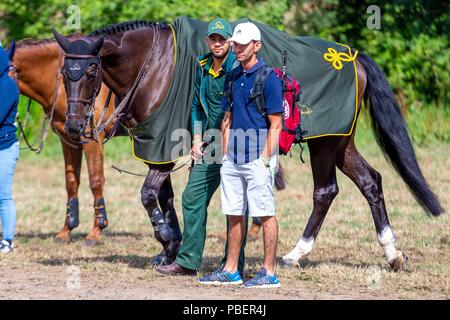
[198,22,283,287]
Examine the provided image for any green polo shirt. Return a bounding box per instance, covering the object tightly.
[202,55,229,130]
[192,51,236,137]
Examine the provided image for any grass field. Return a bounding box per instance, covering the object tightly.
[0,131,448,299]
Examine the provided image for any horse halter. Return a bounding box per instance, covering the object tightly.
[9,62,18,81]
[63,53,102,141]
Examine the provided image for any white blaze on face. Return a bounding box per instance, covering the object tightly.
[377,227,399,262]
[282,237,314,265]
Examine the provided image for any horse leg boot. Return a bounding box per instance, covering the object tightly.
[151,176,182,266]
[141,165,181,266]
[83,197,108,247]
[55,139,82,243]
[283,139,339,266]
[337,139,405,271]
[84,141,108,247]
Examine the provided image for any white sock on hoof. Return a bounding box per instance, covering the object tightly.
[377,227,401,263]
[282,237,314,265]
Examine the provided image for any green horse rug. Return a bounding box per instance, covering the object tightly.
[128,16,359,163]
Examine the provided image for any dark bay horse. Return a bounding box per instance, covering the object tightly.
[53,21,443,271]
[11,38,116,246]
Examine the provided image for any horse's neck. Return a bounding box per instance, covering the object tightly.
[100,27,175,125]
[14,43,62,113]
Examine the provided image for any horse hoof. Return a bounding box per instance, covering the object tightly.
[83,239,98,247]
[54,234,71,243]
[150,254,172,267]
[389,251,406,272]
[281,254,300,267]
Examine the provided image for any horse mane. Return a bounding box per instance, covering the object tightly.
[89,20,169,36]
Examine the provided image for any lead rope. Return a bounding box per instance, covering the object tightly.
[91,115,191,177]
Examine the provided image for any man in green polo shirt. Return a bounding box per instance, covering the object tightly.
[156,18,251,276]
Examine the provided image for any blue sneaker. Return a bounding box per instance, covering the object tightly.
[243,268,281,288]
[198,270,243,286]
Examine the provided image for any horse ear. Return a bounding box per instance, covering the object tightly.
[53,29,71,52]
[6,40,15,61]
[88,36,104,55]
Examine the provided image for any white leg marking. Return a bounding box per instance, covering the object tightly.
[282,237,314,266]
[377,227,401,263]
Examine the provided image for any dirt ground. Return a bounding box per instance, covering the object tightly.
[1,142,449,300]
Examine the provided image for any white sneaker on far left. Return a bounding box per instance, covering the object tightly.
[0,240,14,253]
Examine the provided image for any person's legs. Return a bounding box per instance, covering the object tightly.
[221,209,249,275]
[0,142,19,245]
[198,158,246,285]
[259,216,278,275]
[241,156,281,287]
[174,163,221,270]
[223,215,245,273]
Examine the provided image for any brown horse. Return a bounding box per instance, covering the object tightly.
[11,38,116,246]
[53,20,443,271]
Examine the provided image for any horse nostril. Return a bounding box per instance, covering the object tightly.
[64,121,84,140]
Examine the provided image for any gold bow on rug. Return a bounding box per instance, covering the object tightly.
[323,47,358,70]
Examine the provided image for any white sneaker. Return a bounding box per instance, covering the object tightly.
[0,240,13,253]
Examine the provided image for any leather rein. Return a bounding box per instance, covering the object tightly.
[15,47,82,152]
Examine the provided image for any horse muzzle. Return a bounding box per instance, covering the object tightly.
[65,116,86,140]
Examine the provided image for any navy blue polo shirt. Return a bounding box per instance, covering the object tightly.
[221,58,283,164]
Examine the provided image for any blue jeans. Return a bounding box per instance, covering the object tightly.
[0,141,19,241]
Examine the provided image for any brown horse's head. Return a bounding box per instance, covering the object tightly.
[53,30,104,140]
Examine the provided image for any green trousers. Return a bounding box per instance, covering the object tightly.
[175,162,249,273]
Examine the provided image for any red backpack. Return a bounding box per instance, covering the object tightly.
[247,52,303,155]
[225,52,303,155]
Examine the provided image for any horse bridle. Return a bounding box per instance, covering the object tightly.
[13,47,82,152]
[62,24,161,145]
[63,53,103,142]
[9,61,18,81]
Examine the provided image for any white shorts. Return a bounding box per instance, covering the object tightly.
[220,155,278,217]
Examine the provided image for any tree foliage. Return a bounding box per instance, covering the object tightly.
[0,0,448,144]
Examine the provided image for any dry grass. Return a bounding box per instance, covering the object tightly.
[0,140,448,299]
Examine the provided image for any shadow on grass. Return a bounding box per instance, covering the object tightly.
[36,251,390,272]
[37,254,156,269]
[200,255,393,275]
[287,257,380,270]
[15,231,145,241]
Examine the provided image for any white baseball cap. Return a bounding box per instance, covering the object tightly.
[229,22,261,45]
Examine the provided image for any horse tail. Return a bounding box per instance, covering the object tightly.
[357,52,443,216]
[275,162,286,191]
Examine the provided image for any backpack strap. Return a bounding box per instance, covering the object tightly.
[224,67,240,113]
[249,65,272,117]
